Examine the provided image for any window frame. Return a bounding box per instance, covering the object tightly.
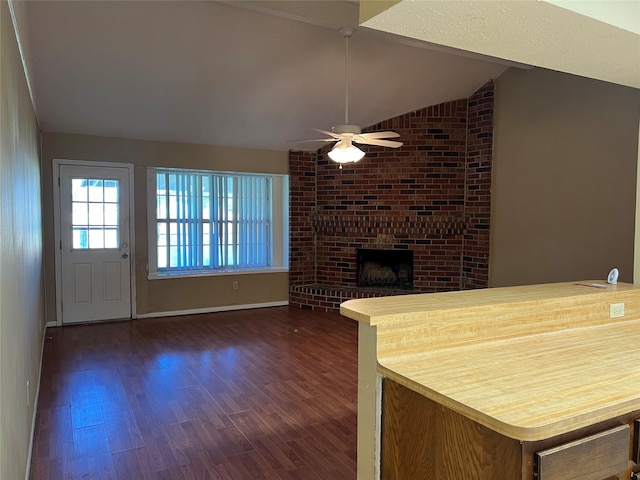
[147,167,289,279]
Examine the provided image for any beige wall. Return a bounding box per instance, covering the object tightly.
[41,132,289,320]
[0,1,46,479]
[490,67,640,287]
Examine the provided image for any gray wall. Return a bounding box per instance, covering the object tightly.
[0,2,46,478]
[490,67,640,286]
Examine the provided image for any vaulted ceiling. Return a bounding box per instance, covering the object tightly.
[11,0,640,153]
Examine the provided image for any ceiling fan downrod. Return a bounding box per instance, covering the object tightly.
[340,26,355,129]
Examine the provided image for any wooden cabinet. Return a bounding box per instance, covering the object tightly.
[382,379,640,480]
[341,282,640,479]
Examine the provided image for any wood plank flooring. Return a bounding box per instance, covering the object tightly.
[30,307,358,480]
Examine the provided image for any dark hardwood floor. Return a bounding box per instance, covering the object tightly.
[30,307,358,480]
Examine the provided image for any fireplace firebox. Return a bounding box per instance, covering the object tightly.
[357,249,413,290]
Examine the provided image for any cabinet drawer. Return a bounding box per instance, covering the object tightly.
[535,425,629,480]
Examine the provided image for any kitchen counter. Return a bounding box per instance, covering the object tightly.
[340,281,640,479]
[379,318,640,441]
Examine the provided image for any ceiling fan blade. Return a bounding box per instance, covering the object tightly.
[355,138,403,148]
[358,131,400,139]
[289,128,343,144]
[312,128,342,139]
[289,138,339,144]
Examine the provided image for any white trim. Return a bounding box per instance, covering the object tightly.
[7,0,38,123]
[45,321,57,328]
[52,159,137,326]
[135,301,289,319]
[53,162,62,326]
[24,322,47,480]
[148,267,288,280]
[634,118,640,283]
[146,169,158,274]
[358,322,382,480]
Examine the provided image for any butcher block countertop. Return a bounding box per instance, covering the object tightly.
[340,281,640,441]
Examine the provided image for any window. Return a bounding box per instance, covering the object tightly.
[71,178,120,249]
[148,168,288,277]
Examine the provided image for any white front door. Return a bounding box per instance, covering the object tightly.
[59,164,132,324]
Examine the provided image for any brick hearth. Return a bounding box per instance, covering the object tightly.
[289,82,493,310]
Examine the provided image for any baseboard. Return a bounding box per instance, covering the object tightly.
[135,301,289,319]
[25,322,47,480]
[46,320,57,328]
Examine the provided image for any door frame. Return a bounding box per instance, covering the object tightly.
[53,159,137,326]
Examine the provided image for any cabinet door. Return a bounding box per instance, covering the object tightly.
[382,379,524,479]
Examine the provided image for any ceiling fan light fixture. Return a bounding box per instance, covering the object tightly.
[295,26,402,164]
[327,139,365,164]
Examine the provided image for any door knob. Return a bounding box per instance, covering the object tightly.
[122,253,129,258]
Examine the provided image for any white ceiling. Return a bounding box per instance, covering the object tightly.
[361,0,640,91]
[17,0,510,152]
[13,1,639,153]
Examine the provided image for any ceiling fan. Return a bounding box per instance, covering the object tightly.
[300,26,403,166]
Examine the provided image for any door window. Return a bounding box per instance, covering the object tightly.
[71,178,120,249]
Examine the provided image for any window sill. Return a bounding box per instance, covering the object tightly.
[148,267,289,280]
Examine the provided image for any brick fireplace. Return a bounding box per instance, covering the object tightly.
[289,82,493,310]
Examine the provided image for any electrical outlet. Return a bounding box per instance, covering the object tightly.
[610,303,625,318]
[232,281,238,290]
